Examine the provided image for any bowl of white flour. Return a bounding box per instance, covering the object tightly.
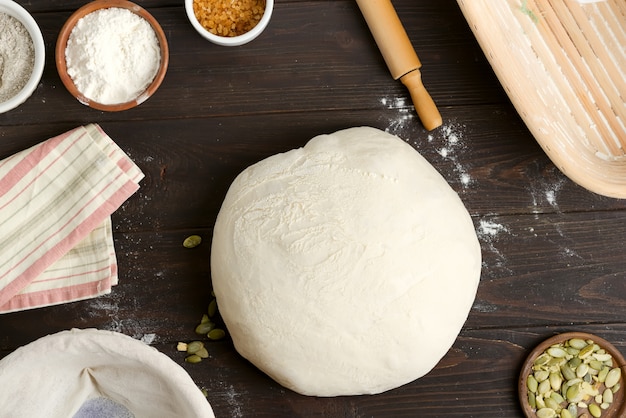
[0,0,45,114]
[55,0,169,111]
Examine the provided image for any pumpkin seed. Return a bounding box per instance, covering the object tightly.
[588,404,601,418]
[544,397,560,411]
[550,372,562,391]
[207,328,226,340]
[537,408,557,418]
[598,367,610,383]
[195,321,216,335]
[528,375,539,393]
[208,298,218,317]
[185,354,202,364]
[568,339,587,349]
[578,344,594,359]
[183,235,202,248]
[576,364,589,378]
[196,347,209,359]
[177,342,188,352]
[604,368,621,388]
[548,347,568,358]
[535,370,550,382]
[187,340,204,354]
[550,392,564,404]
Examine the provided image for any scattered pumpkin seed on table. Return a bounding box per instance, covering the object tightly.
[177,292,227,364]
[526,337,622,418]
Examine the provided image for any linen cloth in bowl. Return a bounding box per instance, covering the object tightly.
[0,328,215,417]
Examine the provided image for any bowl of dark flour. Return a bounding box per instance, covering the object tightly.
[55,0,169,112]
[0,0,45,114]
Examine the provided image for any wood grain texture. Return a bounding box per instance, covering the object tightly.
[1,1,625,417]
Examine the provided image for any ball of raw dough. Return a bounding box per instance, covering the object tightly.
[211,126,481,396]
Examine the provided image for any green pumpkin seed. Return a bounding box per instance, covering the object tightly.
[603,388,613,404]
[195,321,216,335]
[566,384,581,402]
[185,354,202,363]
[550,372,563,391]
[535,353,552,366]
[588,403,601,418]
[535,370,550,382]
[196,347,209,359]
[578,344,595,359]
[548,347,568,358]
[598,367,610,383]
[207,328,226,340]
[529,392,537,409]
[550,391,564,404]
[561,364,577,381]
[537,408,557,418]
[208,299,218,317]
[187,340,204,354]
[538,379,552,394]
[528,375,539,393]
[605,368,621,388]
[544,397,560,411]
[568,339,587,349]
[568,357,582,369]
[593,353,612,362]
[560,409,572,418]
[589,361,604,371]
[183,235,202,248]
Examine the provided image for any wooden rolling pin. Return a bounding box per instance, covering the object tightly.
[356,0,442,131]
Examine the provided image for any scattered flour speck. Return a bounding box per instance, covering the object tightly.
[139,333,157,344]
[478,219,508,237]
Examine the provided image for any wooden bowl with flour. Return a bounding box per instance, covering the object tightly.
[55,0,169,112]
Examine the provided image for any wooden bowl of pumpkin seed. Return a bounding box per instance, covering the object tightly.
[519,332,626,418]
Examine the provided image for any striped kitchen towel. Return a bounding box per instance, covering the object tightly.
[0,124,144,313]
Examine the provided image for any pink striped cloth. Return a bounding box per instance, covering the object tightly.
[0,124,143,313]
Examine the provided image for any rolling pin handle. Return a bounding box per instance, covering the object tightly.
[400,69,442,131]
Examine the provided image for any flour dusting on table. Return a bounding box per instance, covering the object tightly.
[477,218,512,276]
[431,121,473,188]
[380,96,415,135]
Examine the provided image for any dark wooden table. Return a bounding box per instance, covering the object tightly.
[1,1,625,416]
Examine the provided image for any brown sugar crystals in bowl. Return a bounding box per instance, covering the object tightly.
[192,0,266,37]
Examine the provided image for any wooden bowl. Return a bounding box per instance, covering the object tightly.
[519,332,626,417]
[55,0,169,112]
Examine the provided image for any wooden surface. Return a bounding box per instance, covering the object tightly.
[1,0,625,416]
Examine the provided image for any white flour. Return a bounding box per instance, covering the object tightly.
[0,12,34,103]
[432,122,473,188]
[65,8,160,105]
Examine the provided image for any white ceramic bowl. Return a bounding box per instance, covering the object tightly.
[185,0,273,46]
[0,0,45,113]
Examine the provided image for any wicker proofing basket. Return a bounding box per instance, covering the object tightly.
[457,0,626,198]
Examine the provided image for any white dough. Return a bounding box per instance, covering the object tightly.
[0,329,214,417]
[211,126,481,396]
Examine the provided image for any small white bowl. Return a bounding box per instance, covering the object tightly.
[185,0,273,46]
[0,0,45,113]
